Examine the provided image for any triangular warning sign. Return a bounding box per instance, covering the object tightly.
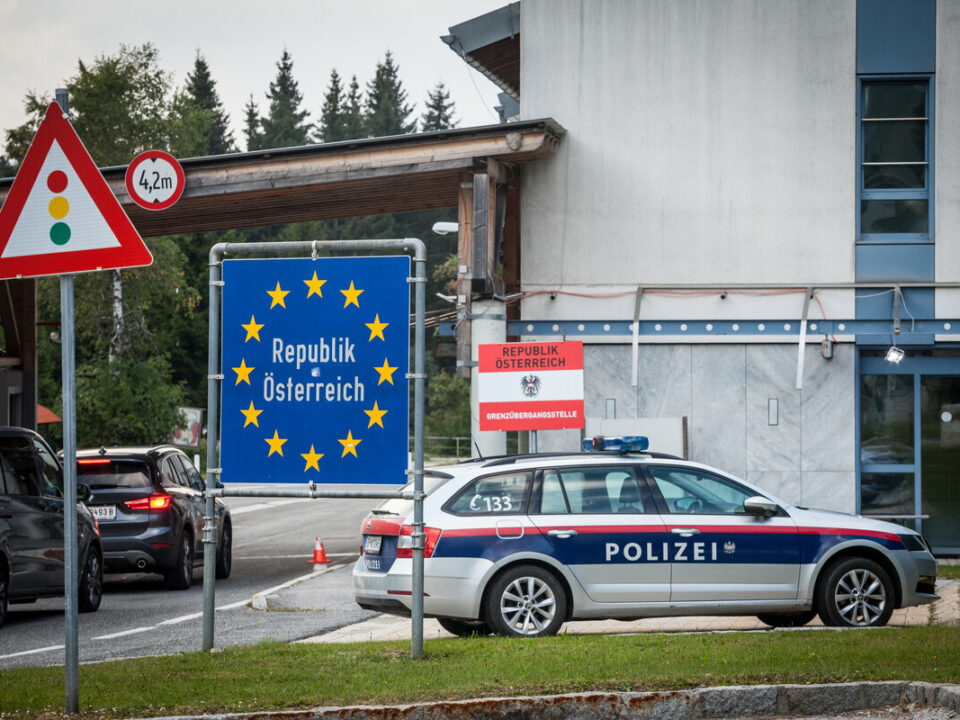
[0,103,153,279]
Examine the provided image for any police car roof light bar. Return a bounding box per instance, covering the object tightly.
[583,435,650,453]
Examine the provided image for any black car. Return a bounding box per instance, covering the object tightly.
[0,426,103,628]
[74,446,231,589]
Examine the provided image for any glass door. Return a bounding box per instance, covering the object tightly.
[920,377,960,554]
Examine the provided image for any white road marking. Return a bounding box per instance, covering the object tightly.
[227,499,304,516]
[0,644,64,660]
[93,626,153,640]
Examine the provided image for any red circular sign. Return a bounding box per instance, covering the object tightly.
[124,150,185,211]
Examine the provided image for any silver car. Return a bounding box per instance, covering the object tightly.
[353,437,938,638]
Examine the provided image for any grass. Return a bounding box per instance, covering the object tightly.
[938,563,960,580]
[1,626,959,719]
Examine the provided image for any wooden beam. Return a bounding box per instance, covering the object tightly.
[456,176,474,379]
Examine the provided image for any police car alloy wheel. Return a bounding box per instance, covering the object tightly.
[817,557,894,627]
[487,564,567,638]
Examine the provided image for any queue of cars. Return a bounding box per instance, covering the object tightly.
[354,436,939,638]
[0,427,230,628]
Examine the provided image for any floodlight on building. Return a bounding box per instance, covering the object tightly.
[432,222,459,236]
[885,345,905,365]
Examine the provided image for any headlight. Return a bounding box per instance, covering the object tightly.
[898,533,927,552]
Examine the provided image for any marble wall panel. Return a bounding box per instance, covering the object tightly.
[801,471,857,513]
[584,345,638,419]
[746,345,802,472]
[690,346,747,476]
[745,471,803,506]
[636,345,693,418]
[800,343,856,472]
[536,428,583,453]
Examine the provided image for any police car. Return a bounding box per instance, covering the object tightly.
[353,437,938,638]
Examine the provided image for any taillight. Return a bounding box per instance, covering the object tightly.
[124,494,171,511]
[77,458,111,465]
[396,525,441,558]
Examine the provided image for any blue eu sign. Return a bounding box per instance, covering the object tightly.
[220,256,410,484]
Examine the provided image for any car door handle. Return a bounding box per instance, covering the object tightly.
[671,527,700,536]
[547,529,577,538]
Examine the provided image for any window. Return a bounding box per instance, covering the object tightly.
[161,456,187,488]
[177,454,205,491]
[859,79,931,240]
[447,472,530,515]
[77,460,151,488]
[0,436,42,496]
[34,439,62,497]
[647,466,754,515]
[539,467,646,514]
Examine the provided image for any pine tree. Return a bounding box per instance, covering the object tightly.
[342,75,365,140]
[316,69,346,143]
[420,81,457,131]
[243,95,263,151]
[364,51,416,137]
[260,49,311,148]
[184,52,235,154]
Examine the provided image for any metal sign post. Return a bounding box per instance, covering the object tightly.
[202,238,427,659]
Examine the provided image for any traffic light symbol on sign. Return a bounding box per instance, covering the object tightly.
[47,170,71,246]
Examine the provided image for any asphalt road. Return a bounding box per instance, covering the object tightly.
[0,485,383,669]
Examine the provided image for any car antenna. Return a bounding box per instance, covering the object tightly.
[473,438,484,460]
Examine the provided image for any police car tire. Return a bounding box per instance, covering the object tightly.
[437,617,492,637]
[756,611,817,628]
[485,565,567,638]
[817,557,895,628]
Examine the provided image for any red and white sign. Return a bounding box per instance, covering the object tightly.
[125,150,185,211]
[478,341,585,431]
[0,103,153,280]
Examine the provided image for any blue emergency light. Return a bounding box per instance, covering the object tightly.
[583,435,649,453]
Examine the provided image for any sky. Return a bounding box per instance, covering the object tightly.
[0,0,509,152]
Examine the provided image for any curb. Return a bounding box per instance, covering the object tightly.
[138,681,960,720]
[249,566,331,611]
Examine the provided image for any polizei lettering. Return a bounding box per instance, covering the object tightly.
[605,541,721,562]
[272,337,356,369]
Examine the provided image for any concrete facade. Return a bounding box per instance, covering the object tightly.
[502,0,960,534]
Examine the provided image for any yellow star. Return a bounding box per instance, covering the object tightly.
[240,401,262,428]
[265,430,287,457]
[232,358,254,385]
[340,280,363,308]
[365,314,389,341]
[241,315,264,342]
[267,282,289,309]
[374,358,398,386]
[304,271,327,299]
[364,401,388,429]
[338,430,362,458]
[300,444,324,471]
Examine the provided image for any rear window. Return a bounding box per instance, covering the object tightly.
[372,474,451,517]
[77,460,151,489]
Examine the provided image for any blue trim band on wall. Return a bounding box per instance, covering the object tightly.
[857,0,935,73]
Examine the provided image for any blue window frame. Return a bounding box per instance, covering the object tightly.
[857,77,933,243]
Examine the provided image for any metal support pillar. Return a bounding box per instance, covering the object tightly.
[470,297,507,457]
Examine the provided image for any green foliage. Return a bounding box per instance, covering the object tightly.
[425,369,470,437]
[68,44,171,166]
[74,355,184,447]
[243,94,263,151]
[1,92,49,170]
[365,51,416,136]
[421,82,457,131]
[184,53,235,155]
[317,69,346,143]
[259,50,311,149]
[343,75,365,140]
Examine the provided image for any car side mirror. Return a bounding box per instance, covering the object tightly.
[77,483,92,503]
[743,496,779,518]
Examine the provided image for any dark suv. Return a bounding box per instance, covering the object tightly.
[0,427,103,628]
[74,446,231,589]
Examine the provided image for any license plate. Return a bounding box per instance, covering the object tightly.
[363,535,382,555]
[89,505,116,521]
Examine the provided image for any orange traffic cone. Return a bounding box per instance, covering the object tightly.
[308,536,328,565]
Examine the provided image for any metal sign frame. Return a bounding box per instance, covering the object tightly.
[202,238,427,659]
